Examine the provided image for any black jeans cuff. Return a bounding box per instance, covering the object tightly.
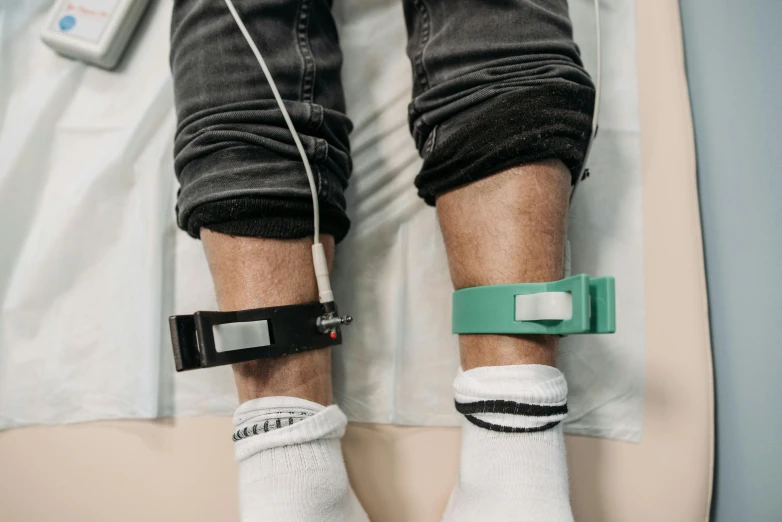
[185,196,351,243]
[414,82,595,205]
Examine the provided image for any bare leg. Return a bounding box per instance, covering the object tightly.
[437,159,571,370]
[201,230,335,404]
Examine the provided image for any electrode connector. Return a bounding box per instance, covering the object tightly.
[316,314,353,333]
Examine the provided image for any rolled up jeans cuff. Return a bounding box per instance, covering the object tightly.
[185,196,350,242]
[176,144,351,242]
[413,82,595,205]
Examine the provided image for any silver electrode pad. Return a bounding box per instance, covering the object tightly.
[514,292,574,321]
[213,321,272,353]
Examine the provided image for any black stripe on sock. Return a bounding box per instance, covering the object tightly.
[455,400,567,417]
[463,415,562,433]
[232,415,310,442]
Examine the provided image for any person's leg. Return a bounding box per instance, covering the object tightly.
[203,232,367,521]
[170,1,367,520]
[402,0,594,519]
[438,163,574,521]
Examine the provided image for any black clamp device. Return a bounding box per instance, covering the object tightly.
[169,302,352,372]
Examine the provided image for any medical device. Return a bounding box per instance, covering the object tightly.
[452,275,615,335]
[41,0,151,70]
[169,0,612,371]
[170,302,351,371]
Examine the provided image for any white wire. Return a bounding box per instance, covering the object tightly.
[223,0,321,245]
[591,0,602,138]
[571,0,602,203]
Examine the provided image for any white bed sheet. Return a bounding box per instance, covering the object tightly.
[0,0,645,441]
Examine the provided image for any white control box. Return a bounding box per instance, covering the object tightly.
[41,0,151,70]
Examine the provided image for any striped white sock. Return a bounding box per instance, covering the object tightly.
[443,364,574,522]
[233,397,369,522]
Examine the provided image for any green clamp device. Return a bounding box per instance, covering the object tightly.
[452,274,616,335]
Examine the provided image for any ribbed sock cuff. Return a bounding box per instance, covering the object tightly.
[233,397,347,461]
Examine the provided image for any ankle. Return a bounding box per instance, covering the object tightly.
[233,349,333,404]
[459,334,558,370]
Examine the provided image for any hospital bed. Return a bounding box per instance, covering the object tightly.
[0,0,712,520]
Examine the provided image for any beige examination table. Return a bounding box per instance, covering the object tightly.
[0,0,713,520]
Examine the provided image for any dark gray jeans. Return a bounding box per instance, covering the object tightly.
[171,0,594,242]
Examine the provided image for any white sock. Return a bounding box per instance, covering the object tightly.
[443,364,574,522]
[233,396,369,522]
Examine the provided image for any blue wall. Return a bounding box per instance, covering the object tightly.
[678,1,782,520]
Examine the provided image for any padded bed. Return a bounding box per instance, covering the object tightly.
[0,0,713,520]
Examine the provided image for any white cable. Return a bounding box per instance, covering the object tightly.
[591,0,602,138]
[223,0,334,303]
[571,0,602,203]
